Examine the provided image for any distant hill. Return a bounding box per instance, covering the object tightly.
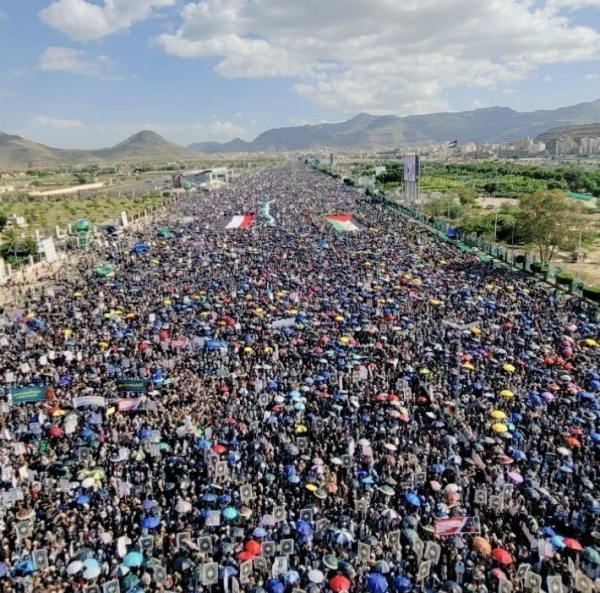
[188,99,600,153]
[535,123,600,151]
[0,130,199,168]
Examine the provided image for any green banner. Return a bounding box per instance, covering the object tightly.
[10,386,50,404]
[117,379,149,394]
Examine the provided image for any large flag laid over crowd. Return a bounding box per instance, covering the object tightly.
[325,214,365,232]
[217,214,255,229]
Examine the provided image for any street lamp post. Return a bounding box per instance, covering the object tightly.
[442,319,480,413]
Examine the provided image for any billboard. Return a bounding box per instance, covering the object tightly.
[403,155,419,183]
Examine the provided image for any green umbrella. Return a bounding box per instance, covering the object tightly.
[222,507,238,520]
[583,547,600,564]
[378,485,395,496]
[402,528,418,541]
[157,442,171,451]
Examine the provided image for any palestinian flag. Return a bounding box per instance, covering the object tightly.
[218,214,255,229]
[325,214,366,232]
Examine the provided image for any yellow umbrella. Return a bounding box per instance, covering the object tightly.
[499,389,514,398]
[339,337,349,344]
[99,342,109,349]
[295,425,307,434]
[243,346,253,353]
[462,363,475,371]
[305,484,318,492]
[503,363,516,373]
[490,410,507,420]
[126,313,136,319]
[151,259,160,264]
[506,285,514,292]
[485,284,494,291]
[439,260,446,265]
[114,310,123,315]
[288,309,298,315]
[430,299,441,306]
[491,423,508,434]
[471,327,481,335]
[264,346,273,353]
[583,338,599,347]
[63,328,72,336]
[363,262,371,267]
[163,300,172,306]
[26,312,35,319]
[73,291,83,298]
[276,291,286,297]
[334,315,344,322]
[412,279,421,285]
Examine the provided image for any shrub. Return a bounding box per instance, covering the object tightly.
[530,261,543,273]
[555,272,574,286]
[582,286,600,302]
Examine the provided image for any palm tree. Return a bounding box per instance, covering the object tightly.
[0,227,22,261]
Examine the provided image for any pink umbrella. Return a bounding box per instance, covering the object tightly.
[541,391,555,402]
[507,471,523,484]
[491,568,507,580]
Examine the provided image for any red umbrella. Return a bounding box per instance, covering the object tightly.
[237,551,256,562]
[48,426,63,437]
[212,444,227,454]
[491,568,507,580]
[492,548,514,565]
[562,538,583,551]
[330,575,351,592]
[245,540,261,555]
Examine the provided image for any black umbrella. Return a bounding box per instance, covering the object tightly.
[172,557,194,572]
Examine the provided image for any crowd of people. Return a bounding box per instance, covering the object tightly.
[0,162,598,593]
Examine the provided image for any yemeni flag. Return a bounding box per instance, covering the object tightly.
[218,214,255,229]
[325,214,365,232]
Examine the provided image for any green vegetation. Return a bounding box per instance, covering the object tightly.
[0,193,170,233]
[375,162,600,199]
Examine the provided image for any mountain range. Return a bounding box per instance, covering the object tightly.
[2,99,600,167]
[189,99,600,153]
[0,130,198,168]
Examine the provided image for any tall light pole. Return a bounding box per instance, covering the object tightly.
[442,319,480,413]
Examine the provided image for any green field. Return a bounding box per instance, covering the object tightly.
[0,193,172,233]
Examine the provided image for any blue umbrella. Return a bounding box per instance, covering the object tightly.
[201,492,217,502]
[219,494,232,505]
[429,464,445,473]
[141,500,156,511]
[266,579,285,593]
[75,495,90,505]
[295,520,313,535]
[541,526,556,537]
[405,492,421,507]
[141,516,160,529]
[253,527,267,538]
[393,576,412,592]
[285,570,300,584]
[123,552,144,568]
[591,433,600,442]
[196,439,211,450]
[83,558,100,568]
[362,476,375,485]
[551,535,566,549]
[219,566,238,580]
[367,572,389,593]
[12,560,34,576]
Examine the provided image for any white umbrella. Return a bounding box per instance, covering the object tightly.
[382,508,399,519]
[308,569,325,583]
[333,529,354,545]
[384,443,397,451]
[357,438,370,446]
[83,566,101,580]
[67,561,84,575]
[81,477,96,489]
[175,500,192,514]
[98,532,113,544]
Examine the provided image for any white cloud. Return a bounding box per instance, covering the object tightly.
[583,72,600,79]
[154,0,600,114]
[39,0,176,42]
[38,46,123,80]
[34,116,84,129]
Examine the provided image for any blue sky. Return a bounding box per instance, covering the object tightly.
[0,0,599,149]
